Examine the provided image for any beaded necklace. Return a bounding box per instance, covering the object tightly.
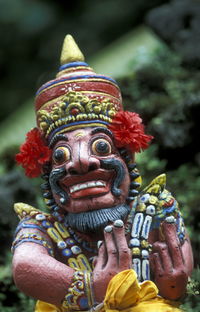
[67,226,98,254]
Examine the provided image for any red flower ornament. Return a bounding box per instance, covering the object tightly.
[108,111,153,153]
[15,128,52,178]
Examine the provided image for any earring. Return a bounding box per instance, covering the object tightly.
[119,148,141,204]
[41,173,64,222]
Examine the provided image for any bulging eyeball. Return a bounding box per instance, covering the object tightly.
[53,146,71,165]
[92,139,111,156]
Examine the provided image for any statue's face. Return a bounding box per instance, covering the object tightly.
[50,127,130,214]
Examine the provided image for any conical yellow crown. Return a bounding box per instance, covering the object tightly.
[60,34,85,65]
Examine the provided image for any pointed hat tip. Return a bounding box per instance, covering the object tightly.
[60,34,85,65]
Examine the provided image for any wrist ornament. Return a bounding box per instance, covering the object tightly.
[62,271,96,311]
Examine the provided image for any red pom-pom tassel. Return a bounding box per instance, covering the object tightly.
[15,128,52,178]
[108,111,153,153]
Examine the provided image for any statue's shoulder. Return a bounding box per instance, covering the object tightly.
[140,173,178,213]
[131,173,168,219]
[136,174,185,241]
[14,202,51,220]
[142,173,166,195]
[136,173,182,224]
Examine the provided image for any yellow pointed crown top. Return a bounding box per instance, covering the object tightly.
[60,34,85,65]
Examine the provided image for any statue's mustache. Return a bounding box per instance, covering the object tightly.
[49,157,126,204]
[49,167,68,205]
[100,158,126,197]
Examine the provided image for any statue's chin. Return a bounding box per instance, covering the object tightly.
[64,203,130,234]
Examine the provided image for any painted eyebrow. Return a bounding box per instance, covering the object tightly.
[91,127,113,138]
[49,134,68,148]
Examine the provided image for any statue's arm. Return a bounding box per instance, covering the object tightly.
[12,222,132,306]
[149,221,193,301]
[12,229,74,305]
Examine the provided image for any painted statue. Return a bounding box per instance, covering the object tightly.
[12,35,193,312]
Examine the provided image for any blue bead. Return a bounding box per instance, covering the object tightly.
[53,206,60,212]
[129,238,140,247]
[140,194,150,203]
[52,212,60,217]
[66,238,75,246]
[62,248,72,257]
[57,216,64,222]
[79,297,89,309]
[57,241,67,249]
[41,221,51,228]
[146,205,155,216]
[35,214,46,221]
[71,245,81,255]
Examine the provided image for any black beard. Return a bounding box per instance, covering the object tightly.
[64,203,130,233]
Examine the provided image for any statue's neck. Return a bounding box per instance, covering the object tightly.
[73,228,104,242]
[71,214,130,243]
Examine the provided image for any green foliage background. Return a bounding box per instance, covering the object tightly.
[118,45,200,310]
[0,0,199,311]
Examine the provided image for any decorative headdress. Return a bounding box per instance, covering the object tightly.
[16,35,153,177]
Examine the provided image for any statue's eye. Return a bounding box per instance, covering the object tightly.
[92,139,112,156]
[53,146,70,164]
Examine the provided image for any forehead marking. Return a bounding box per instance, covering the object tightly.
[75,131,85,138]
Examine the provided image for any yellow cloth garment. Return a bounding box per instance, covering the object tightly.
[35,270,182,312]
[104,269,182,312]
[35,301,64,312]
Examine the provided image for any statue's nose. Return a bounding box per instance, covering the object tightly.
[66,141,100,175]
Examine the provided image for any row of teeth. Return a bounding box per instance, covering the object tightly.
[70,181,106,193]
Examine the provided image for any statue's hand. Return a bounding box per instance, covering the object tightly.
[93,220,131,303]
[149,221,188,300]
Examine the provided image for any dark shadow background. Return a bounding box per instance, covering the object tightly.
[0,0,168,123]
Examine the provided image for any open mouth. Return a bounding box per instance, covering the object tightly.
[60,170,114,200]
[70,181,106,193]
[68,180,109,199]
